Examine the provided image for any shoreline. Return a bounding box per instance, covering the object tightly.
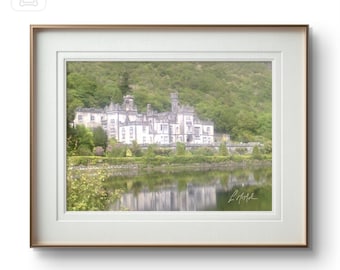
[68,156,272,173]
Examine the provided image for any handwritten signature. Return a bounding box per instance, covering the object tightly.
[227,189,258,204]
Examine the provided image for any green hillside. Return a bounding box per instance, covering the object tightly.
[67,61,272,143]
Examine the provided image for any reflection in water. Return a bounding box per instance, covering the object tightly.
[110,168,271,211]
[112,184,217,211]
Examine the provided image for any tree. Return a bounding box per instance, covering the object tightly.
[119,71,131,96]
[66,72,97,124]
[67,125,94,156]
[94,146,105,156]
[232,111,260,142]
[176,142,186,156]
[263,141,272,154]
[130,140,142,157]
[98,83,123,107]
[93,126,108,149]
[67,125,78,155]
[106,139,127,157]
[67,73,97,108]
[126,148,133,157]
[219,142,229,156]
[77,125,94,150]
[67,61,272,143]
[67,169,123,211]
[67,89,84,125]
[145,144,157,158]
[258,113,272,141]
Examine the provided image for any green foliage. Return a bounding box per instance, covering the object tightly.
[67,125,94,156]
[219,142,229,156]
[94,146,105,156]
[232,111,260,142]
[126,148,133,157]
[130,140,143,157]
[106,140,127,157]
[252,146,263,160]
[67,169,123,211]
[119,71,132,96]
[67,161,271,211]
[67,62,272,143]
[76,145,93,156]
[176,142,186,156]
[235,147,248,155]
[263,141,272,154]
[230,155,247,162]
[190,147,216,156]
[67,72,97,124]
[98,83,123,107]
[144,144,155,158]
[93,126,108,149]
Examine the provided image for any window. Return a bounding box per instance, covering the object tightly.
[194,127,200,138]
[129,127,134,139]
[122,128,125,140]
[161,124,168,133]
[90,115,95,121]
[110,127,116,135]
[164,136,169,143]
[77,114,83,122]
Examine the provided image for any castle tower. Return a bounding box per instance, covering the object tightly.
[171,92,179,113]
[146,104,152,115]
[123,95,135,111]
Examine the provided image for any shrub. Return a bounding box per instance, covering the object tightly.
[94,146,105,156]
[106,143,127,157]
[130,141,143,157]
[67,169,123,211]
[176,142,186,156]
[191,147,216,156]
[252,146,263,160]
[218,142,229,156]
[76,145,94,156]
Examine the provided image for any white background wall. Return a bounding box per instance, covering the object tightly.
[0,0,339,269]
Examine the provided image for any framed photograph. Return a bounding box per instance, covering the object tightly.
[30,25,308,247]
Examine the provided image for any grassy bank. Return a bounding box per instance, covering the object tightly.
[68,154,272,170]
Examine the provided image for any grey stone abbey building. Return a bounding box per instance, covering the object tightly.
[73,93,214,146]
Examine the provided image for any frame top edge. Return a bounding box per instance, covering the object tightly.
[30,24,309,30]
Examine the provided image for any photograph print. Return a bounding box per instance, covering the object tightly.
[66,61,272,211]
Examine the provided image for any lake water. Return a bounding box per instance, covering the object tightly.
[108,166,272,211]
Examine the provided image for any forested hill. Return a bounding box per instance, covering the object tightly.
[67,61,272,142]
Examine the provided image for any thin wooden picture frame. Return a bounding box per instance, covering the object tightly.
[30,25,308,247]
